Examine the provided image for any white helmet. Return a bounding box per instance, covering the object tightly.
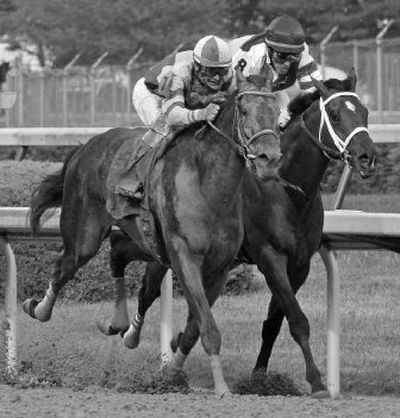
[193,35,232,68]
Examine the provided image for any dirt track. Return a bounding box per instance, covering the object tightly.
[1,384,400,418]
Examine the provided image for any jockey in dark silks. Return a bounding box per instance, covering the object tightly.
[231,15,323,128]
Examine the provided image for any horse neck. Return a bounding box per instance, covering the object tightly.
[279,108,329,204]
[198,101,245,209]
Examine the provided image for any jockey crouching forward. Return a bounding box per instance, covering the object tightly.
[117,35,234,200]
[232,15,322,129]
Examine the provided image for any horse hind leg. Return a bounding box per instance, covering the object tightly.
[97,231,133,336]
[23,211,110,322]
[123,261,168,348]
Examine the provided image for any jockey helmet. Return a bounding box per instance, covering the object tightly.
[193,35,232,68]
[264,15,305,54]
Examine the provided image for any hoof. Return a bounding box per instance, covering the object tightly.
[22,299,39,319]
[215,386,232,398]
[123,326,141,349]
[311,389,330,399]
[96,318,125,336]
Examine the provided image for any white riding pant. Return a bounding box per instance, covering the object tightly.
[132,77,162,126]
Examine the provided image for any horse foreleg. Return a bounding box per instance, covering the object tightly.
[166,263,231,397]
[253,296,284,371]
[256,249,328,397]
[254,264,310,371]
[124,261,168,348]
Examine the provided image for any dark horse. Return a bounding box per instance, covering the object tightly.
[96,70,376,397]
[23,67,282,396]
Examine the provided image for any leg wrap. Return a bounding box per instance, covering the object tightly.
[123,312,144,349]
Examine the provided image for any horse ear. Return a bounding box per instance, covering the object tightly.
[235,64,246,87]
[311,76,329,99]
[347,67,357,91]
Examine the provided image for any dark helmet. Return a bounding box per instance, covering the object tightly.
[264,15,305,54]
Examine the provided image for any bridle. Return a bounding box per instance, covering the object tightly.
[300,91,369,161]
[207,90,279,161]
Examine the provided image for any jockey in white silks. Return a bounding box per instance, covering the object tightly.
[230,14,323,129]
[119,35,235,199]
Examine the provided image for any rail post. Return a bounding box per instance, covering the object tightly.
[0,236,18,376]
[160,269,173,365]
[319,244,340,399]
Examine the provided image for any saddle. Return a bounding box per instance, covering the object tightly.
[106,125,184,265]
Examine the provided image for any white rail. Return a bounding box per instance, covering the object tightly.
[0,207,173,376]
[0,124,396,147]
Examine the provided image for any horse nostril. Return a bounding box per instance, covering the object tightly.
[358,154,369,165]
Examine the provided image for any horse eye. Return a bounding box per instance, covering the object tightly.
[330,111,340,122]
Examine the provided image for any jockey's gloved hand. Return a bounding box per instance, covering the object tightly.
[210,92,228,105]
[196,103,221,121]
[278,107,291,129]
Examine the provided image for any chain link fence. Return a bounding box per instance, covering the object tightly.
[2,37,400,127]
[3,62,152,127]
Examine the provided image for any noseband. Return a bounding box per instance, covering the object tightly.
[300,91,369,161]
[207,90,279,160]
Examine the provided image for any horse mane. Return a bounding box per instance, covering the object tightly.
[287,77,355,122]
[247,74,271,89]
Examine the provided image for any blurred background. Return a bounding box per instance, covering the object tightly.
[0,0,399,127]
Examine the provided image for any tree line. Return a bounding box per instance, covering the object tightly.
[0,0,399,68]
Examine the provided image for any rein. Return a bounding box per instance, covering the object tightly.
[300,91,369,161]
[207,90,279,161]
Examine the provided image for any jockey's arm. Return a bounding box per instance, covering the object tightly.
[162,76,214,125]
[295,43,323,93]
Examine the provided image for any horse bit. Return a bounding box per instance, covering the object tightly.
[207,90,279,161]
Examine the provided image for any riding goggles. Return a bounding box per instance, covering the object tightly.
[198,66,230,78]
[271,50,302,64]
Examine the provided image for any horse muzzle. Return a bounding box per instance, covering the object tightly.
[351,153,377,179]
[253,150,283,180]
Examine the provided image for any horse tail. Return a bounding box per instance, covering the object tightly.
[30,147,79,234]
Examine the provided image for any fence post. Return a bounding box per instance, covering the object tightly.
[160,269,173,365]
[352,40,359,76]
[126,48,143,125]
[90,52,109,126]
[0,237,18,377]
[16,56,24,127]
[62,71,68,126]
[320,26,338,80]
[39,71,45,126]
[376,19,394,123]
